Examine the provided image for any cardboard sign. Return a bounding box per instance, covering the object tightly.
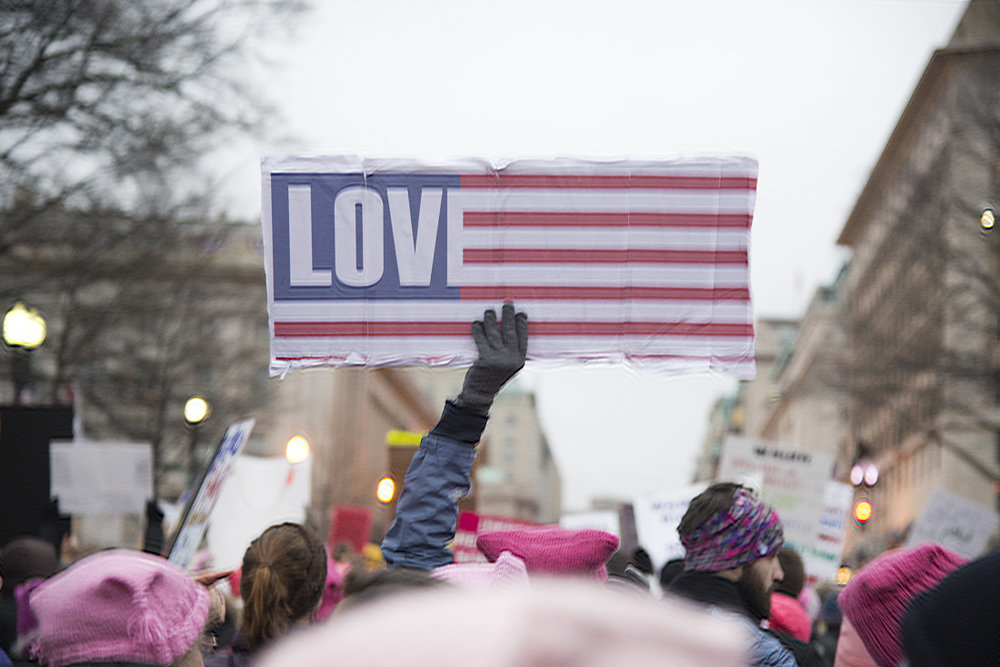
[716,437,835,560]
[802,481,854,583]
[632,483,707,570]
[50,442,152,515]
[906,487,999,559]
[168,419,255,568]
[261,155,757,379]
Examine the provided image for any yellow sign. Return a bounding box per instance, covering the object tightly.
[386,429,424,447]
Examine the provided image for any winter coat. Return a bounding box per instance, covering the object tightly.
[668,571,796,667]
[380,401,486,570]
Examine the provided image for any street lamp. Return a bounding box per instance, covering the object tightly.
[184,395,211,486]
[285,435,310,464]
[3,302,47,404]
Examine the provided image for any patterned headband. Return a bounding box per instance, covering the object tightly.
[680,487,784,573]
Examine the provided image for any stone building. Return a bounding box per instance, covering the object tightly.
[834,0,1000,555]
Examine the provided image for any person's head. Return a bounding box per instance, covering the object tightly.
[28,549,209,667]
[239,522,327,650]
[0,535,59,597]
[677,483,785,618]
[339,567,447,613]
[774,548,805,597]
[838,544,966,667]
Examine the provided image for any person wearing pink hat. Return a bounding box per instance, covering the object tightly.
[27,549,212,667]
[836,543,966,667]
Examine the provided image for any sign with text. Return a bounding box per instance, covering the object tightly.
[802,481,854,583]
[50,442,152,515]
[716,437,835,560]
[632,483,707,570]
[168,419,255,569]
[906,487,999,560]
[262,155,757,378]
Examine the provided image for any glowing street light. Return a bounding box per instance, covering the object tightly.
[285,435,311,464]
[981,207,995,232]
[376,475,396,504]
[854,498,873,525]
[3,302,47,349]
[3,302,47,404]
[184,395,211,486]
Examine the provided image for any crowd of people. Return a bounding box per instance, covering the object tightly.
[0,305,997,666]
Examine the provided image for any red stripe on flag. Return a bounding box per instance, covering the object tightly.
[459,174,757,190]
[463,248,748,264]
[463,211,752,228]
[458,286,750,301]
[274,321,753,338]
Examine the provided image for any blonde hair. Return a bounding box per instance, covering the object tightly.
[239,523,326,650]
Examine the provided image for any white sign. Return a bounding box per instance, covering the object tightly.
[262,156,757,379]
[50,442,153,514]
[716,437,835,559]
[632,483,707,570]
[206,454,312,570]
[906,487,999,560]
[802,481,854,583]
[560,511,621,537]
[169,419,255,569]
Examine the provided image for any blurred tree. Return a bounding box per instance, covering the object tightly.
[0,0,304,496]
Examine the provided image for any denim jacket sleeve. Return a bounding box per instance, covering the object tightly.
[380,400,488,570]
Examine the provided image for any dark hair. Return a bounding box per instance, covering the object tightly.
[659,558,686,589]
[677,482,744,537]
[240,523,327,650]
[776,548,805,597]
[339,567,446,612]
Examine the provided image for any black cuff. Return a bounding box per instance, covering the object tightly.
[429,400,489,445]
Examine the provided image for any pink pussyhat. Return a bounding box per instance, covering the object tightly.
[838,544,966,667]
[432,551,530,591]
[28,549,209,667]
[476,526,619,581]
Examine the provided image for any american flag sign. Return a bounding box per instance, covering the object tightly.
[261,156,757,378]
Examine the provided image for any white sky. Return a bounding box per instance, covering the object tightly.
[222,0,968,511]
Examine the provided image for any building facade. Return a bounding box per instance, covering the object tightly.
[835,0,1000,555]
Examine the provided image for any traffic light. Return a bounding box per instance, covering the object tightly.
[853,497,873,526]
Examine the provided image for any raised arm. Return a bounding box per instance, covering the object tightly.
[381,304,528,570]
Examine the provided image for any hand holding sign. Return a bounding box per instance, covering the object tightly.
[455,304,528,413]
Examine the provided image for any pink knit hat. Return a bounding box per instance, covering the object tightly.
[432,551,530,591]
[476,527,618,581]
[838,544,966,667]
[28,549,209,667]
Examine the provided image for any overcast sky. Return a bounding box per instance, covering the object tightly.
[225,0,968,511]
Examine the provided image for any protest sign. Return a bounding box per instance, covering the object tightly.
[906,487,999,559]
[168,418,255,569]
[632,483,707,570]
[560,510,621,538]
[716,437,835,560]
[802,481,854,583]
[261,156,757,378]
[50,442,152,515]
[453,511,542,563]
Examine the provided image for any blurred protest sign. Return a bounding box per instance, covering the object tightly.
[49,442,152,515]
[262,155,757,379]
[632,483,707,570]
[716,437,835,559]
[453,511,542,563]
[802,481,854,583]
[168,418,255,569]
[906,487,999,559]
[561,510,621,537]
[206,452,311,570]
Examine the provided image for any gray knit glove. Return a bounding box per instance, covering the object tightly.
[455,304,529,413]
